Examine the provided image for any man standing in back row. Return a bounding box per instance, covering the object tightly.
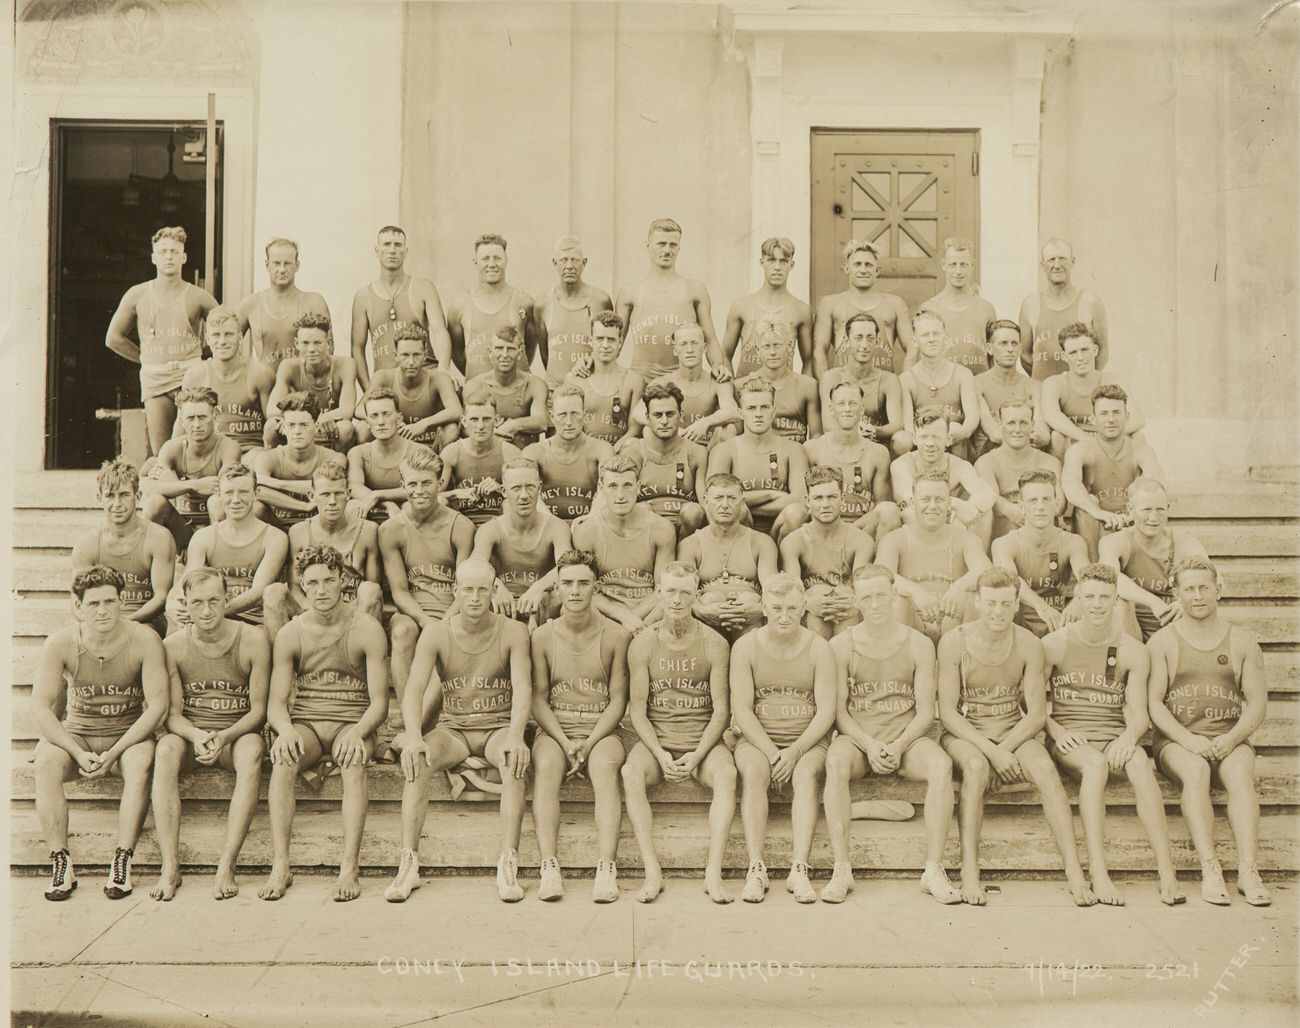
[917,237,995,373]
[447,234,536,381]
[237,238,330,370]
[721,237,814,378]
[534,236,614,388]
[1019,238,1108,380]
[813,239,911,378]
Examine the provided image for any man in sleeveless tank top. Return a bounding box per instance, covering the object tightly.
[636,324,734,446]
[385,560,533,904]
[177,307,275,456]
[463,327,549,448]
[366,327,463,450]
[31,567,168,901]
[616,218,730,381]
[1019,238,1109,381]
[1062,385,1166,559]
[812,238,912,378]
[678,473,778,640]
[974,398,1063,542]
[535,236,613,388]
[1100,478,1209,641]
[1148,558,1271,906]
[937,568,1097,906]
[347,387,431,523]
[916,238,995,374]
[802,378,902,544]
[620,380,708,536]
[779,466,876,638]
[889,409,996,545]
[471,458,572,623]
[267,314,358,451]
[817,314,905,452]
[707,376,808,535]
[991,470,1090,637]
[170,464,288,632]
[876,472,991,643]
[351,225,453,391]
[972,321,1048,458]
[522,384,613,521]
[1042,563,1185,907]
[622,562,737,904]
[439,392,522,526]
[721,237,814,378]
[897,310,981,461]
[380,447,474,736]
[729,574,838,903]
[73,459,175,638]
[528,552,632,903]
[822,565,962,904]
[566,312,644,447]
[1042,324,1145,460]
[750,321,821,444]
[105,226,219,454]
[260,546,389,903]
[236,238,330,371]
[248,393,345,526]
[572,455,676,633]
[445,233,536,380]
[150,568,271,901]
[142,386,241,553]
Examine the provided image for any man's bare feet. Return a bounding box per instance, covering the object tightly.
[960,867,987,905]
[1158,875,1187,906]
[149,872,182,902]
[637,865,664,903]
[258,867,294,901]
[1068,873,1099,907]
[212,866,239,900]
[704,873,733,905]
[334,868,362,902]
[1090,872,1124,906]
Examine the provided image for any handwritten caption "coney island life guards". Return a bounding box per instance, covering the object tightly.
[375,958,814,983]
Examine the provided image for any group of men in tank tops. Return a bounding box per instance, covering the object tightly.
[33,219,1270,911]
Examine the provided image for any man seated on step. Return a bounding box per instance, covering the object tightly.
[362,325,463,449]
[572,454,676,634]
[142,386,241,553]
[1041,323,1145,461]
[974,398,1064,543]
[728,573,837,904]
[176,306,275,457]
[707,375,808,536]
[348,386,432,523]
[266,313,358,452]
[817,314,904,453]
[568,311,645,448]
[31,566,168,901]
[622,562,736,904]
[677,473,778,640]
[384,559,532,904]
[1147,557,1271,907]
[991,470,1090,638]
[618,381,708,537]
[785,380,901,545]
[1061,384,1165,560]
[937,567,1098,907]
[522,384,613,521]
[896,310,981,461]
[1099,477,1208,641]
[247,393,345,527]
[971,321,1049,459]
[779,465,876,639]
[439,389,522,527]
[530,550,632,903]
[1043,562,1185,907]
[463,326,549,449]
[891,407,995,546]
[748,319,821,444]
[379,447,475,728]
[876,470,991,644]
[471,457,571,623]
[821,564,962,905]
[168,463,289,634]
[259,545,389,903]
[73,459,175,637]
[150,568,270,902]
[637,324,738,447]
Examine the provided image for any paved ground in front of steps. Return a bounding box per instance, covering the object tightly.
[9,875,1298,1027]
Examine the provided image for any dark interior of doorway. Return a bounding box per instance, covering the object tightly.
[47,120,223,469]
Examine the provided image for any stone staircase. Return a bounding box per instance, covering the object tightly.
[9,471,1299,875]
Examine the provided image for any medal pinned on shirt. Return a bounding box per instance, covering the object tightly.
[768,452,779,480]
[1104,645,1118,686]
[1048,552,1060,573]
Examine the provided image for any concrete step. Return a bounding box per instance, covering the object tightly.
[10,808,1298,872]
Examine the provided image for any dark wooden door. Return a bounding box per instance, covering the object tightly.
[811,129,979,311]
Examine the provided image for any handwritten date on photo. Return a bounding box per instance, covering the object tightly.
[1024,959,1198,995]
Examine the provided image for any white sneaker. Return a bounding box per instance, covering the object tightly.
[786,861,816,904]
[45,849,77,902]
[920,865,963,905]
[820,862,854,904]
[593,860,619,903]
[538,857,564,901]
[104,847,133,899]
[1237,865,1271,907]
[741,860,769,903]
[384,848,422,903]
[1201,859,1231,906]
[496,850,524,903]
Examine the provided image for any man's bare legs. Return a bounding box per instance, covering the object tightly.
[1159,744,1231,904]
[259,727,324,900]
[214,734,266,899]
[1016,738,1097,906]
[1218,744,1270,905]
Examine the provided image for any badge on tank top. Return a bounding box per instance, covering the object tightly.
[611,395,623,420]
[768,452,779,477]
[1218,654,1230,666]
[1048,552,1059,572]
[676,462,686,483]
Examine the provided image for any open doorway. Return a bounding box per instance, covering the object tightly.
[47,120,223,469]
